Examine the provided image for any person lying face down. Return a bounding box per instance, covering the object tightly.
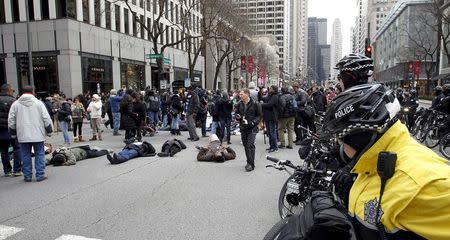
[157,138,187,157]
[196,134,236,163]
[107,141,156,165]
[48,145,110,166]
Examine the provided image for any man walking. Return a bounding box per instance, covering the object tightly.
[8,85,53,182]
[185,86,200,141]
[0,84,22,177]
[235,89,261,172]
[109,89,123,136]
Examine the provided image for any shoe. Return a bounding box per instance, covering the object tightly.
[278,145,285,149]
[78,136,85,142]
[187,137,193,140]
[24,178,32,182]
[268,149,279,153]
[286,146,293,149]
[104,123,108,129]
[202,134,208,138]
[4,173,12,177]
[227,141,231,144]
[191,138,200,142]
[266,148,271,151]
[113,133,122,136]
[89,135,97,141]
[245,164,254,172]
[107,153,116,164]
[36,176,48,182]
[73,136,79,142]
[13,172,23,177]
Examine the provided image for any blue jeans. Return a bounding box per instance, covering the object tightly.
[171,114,180,130]
[210,121,219,135]
[266,120,278,150]
[148,111,159,125]
[0,138,22,174]
[112,112,121,134]
[118,148,139,161]
[20,142,45,180]
[60,120,70,144]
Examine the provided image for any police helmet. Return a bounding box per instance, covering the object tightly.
[335,54,374,89]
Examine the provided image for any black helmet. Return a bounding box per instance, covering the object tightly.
[335,54,374,90]
[322,84,400,139]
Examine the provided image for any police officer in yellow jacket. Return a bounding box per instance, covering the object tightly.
[322,83,450,240]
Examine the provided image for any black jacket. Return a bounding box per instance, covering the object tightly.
[217,97,233,120]
[120,103,138,130]
[261,92,279,121]
[278,93,295,118]
[185,91,200,115]
[0,93,15,130]
[124,141,156,157]
[235,99,261,132]
[157,139,187,157]
[57,101,72,122]
[133,101,147,126]
[431,93,445,109]
[170,94,183,115]
[312,91,326,112]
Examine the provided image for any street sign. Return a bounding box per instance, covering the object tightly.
[146,54,162,59]
[163,58,171,65]
[194,77,200,82]
[160,80,167,89]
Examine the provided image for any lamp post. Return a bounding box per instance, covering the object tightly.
[25,0,34,88]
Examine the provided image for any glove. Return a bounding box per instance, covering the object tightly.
[331,167,355,206]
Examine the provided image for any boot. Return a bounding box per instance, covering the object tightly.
[170,130,175,135]
[97,133,102,141]
[89,135,97,141]
[78,136,85,142]
[176,130,181,135]
[73,136,79,142]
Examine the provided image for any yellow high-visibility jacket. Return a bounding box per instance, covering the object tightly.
[349,121,450,240]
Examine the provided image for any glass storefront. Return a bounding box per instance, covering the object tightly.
[81,56,113,94]
[0,58,5,86]
[17,54,59,95]
[120,62,145,91]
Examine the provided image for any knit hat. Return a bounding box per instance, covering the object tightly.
[342,131,376,154]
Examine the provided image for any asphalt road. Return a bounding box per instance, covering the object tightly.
[0,124,300,240]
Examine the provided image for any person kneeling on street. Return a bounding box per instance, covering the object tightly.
[48,145,110,166]
[107,141,156,165]
[196,134,236,162]
[157,139,187,157]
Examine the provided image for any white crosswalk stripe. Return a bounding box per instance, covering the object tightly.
[0,225,101,240]
[0,225,23,240]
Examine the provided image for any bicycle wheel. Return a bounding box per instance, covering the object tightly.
[263,218,289,240]
[425,127,440,148]
[278,175,307,219]
[439,133,450,160]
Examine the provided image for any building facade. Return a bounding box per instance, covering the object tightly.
[307,17,330,85]
[373,0,436,96]
[289,0,308,78]
[0,0,205,97]
[330,18,343,81]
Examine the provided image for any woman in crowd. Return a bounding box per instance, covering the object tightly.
[57,98,72,146]
[132,92,146,142]
[169,89,183,135]
[71,97,86,142]
[87,94,103,141]
[120,94,138,143]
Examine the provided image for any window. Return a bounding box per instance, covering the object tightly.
[115,5,120,31]
[175,5,179,23]
[132,0,136,5]
[140,15,145,38]
[12,0,19,21]
[147,0,151,11]
[56,0,67,18]
[28,0,35,20]
[170,2,173,22]
[166,26,169,45]
[133,15,138,36]
[139,0,144,8]
[106,1,111,29]
[94,1,101,26]
[82,0,89,23]
[165,0,168,19]
[0,0,5,23]
[176,29,179,48]
[147,17,152,39]
[171,28,174,43]
[124,9,129,34]
[160,23,164,44]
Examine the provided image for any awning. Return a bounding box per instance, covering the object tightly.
[431,73,450,81]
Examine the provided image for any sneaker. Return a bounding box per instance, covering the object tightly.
[13,172,23,177]
[4,173,12,177]
[191,138,200,142]
[265,148,271,151]
[24,178,32,182]
[113,133,122,136]
[245,164,254,172]
[268,149,279,153]
[36,176,48,182]
[286,146,293,149]
[278,145,285,149]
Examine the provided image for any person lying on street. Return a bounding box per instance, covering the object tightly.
[157,138,187,157]
[107,141,156,165]
[47,145,111,166]
[196,134,236,162]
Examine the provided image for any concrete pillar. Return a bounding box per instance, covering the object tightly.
[76,0,83,21]
[110,2,116,31]
[4,0,12,22]
[120,6,124,33]
[18,0,26,22]
[34,0,42,20]
[100,0,106,28]
[89,0,95,25]
[128,8,133,35]
[57,51,82,98]
[49,0,56,19]
[112,58,121,90]
[5,56,18,92]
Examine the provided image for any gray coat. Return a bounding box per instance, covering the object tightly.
[8,94,53,143]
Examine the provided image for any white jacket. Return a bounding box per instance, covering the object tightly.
[8,94,53,143]
[87,100,102,119]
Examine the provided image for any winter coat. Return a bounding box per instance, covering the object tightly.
[87,100,102,119]
[197,140,236,162]
[261,92,279,121]
[133,101,147,126]
[51,147,88,166]
[157,139,187,157]
[312,91,326,112]
[170,94,183,116]
[235,99,262,132]
[57,101,72,122]
[71,103,85,124]
[217,95,233,120]
[278,93,295,118]
[120,103,138,130]
[185,91,200,115]
[109,95,123,113]
[0,93,16,130]
[124,141,156,157]
[8,93,53,143]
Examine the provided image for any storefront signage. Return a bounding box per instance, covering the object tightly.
[33,66,46,71]
[146,54,163,59]
[184,78,191,87]
[160,80,167,89]
[90,67,105,72]
[194,77,200,82]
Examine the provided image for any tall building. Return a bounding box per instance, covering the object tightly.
[234,0,308,79]
[352,0,397,54]
[0,0,204,96]
[330,18,343,81]
[307,17,330,84]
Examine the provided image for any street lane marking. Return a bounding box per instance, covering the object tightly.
[0,225,23,240]
[55,235,101,240]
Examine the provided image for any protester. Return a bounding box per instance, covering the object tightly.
[0,84,22,177]
[235,88,261,171]
[8,85,53,182]
[208,90,221,136]
[71,97,86,142]
[248,81,259,101]
[157,139,187,157]
[185,86,200,141]
[217,90,233,144]
[107,141,156,164]
[132,91,146,142]
[169,90,183,135]
[109,89,123,136]
[120,94,138,144]
[87,94,103,141]
[312,86,326,113]
[58,98,72,146]
[261,85,279,153]
[292,83,308,143]
[277,87,296,149]
[47,145,110,166]
[52,94,62,133]
[144,89,160,126]
[196,134,236,162]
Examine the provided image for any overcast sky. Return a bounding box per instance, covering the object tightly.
[308,0,357,55]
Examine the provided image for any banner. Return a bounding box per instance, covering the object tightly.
[414,60,421,77]
[257,65,266,87]
[247,56,254,74]
[240,56,246,71]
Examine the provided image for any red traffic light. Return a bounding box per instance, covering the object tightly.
[366,46,372,52]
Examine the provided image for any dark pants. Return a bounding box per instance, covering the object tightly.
[125,129,137,140]
[241,129,257,167]
[197,112,207,136]
[294,116,303,142]
[265,120,278,150]
[86,149,109,158]
[219,118,232,141]
[104,111,114,128]
[73,122,83,137]
[0,138,22,174]
[186,113,199,139]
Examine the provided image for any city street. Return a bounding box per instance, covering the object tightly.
[0,124,300,240]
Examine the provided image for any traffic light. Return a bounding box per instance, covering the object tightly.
[365,45,372,58]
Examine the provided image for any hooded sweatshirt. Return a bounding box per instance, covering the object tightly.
[8,93,53,143]
[87,98,103,119]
